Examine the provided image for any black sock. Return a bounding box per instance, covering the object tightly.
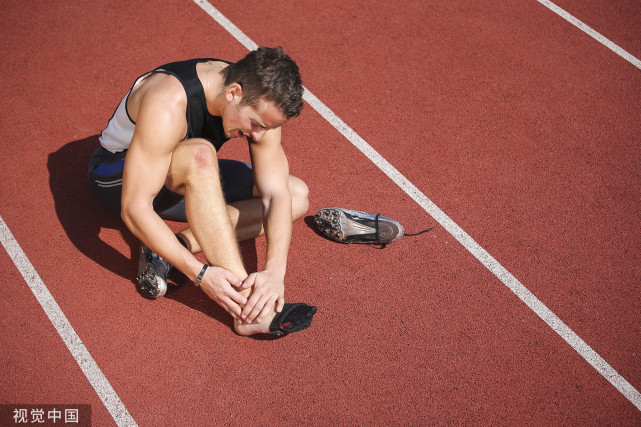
[269,303,317,336]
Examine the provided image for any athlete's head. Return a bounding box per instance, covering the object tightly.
[221,47,304,120]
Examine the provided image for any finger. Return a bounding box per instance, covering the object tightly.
[239,273,256,289]
[241,293,260,319]
[276,295,285,313]
[255,296,279,324]
[221,297,242,318]
[224,270,242,287]
[227,288,248,307]
[246,294,272,324]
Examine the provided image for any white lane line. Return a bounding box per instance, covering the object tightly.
[536,0,641,70]
[303,89,641,412]
[193,0,641,412]
[0,215,137,427]
[195,0,257,52]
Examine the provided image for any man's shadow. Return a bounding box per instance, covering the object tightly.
[47,136,258,330]
[48,135,137,279]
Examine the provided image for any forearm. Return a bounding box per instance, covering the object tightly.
[237,191,291,322]
[262,192,292,277]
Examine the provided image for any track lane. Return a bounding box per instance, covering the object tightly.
[206,0,641,416]
[1,0,640,424]
[0,239,117,426]
[543,0,641,61]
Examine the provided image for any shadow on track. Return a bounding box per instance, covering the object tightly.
[47,135,137,281]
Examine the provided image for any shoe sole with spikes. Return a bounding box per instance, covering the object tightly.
[313,208,404,246]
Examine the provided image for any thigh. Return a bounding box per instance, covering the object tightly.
[88,146,186,217]
[157,159,255,222]
[88,147,127,216]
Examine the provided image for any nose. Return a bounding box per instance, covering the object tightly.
[251,128,267,142]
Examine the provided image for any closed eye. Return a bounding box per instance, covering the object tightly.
[251,120,266,131]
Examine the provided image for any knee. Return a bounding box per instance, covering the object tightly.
[178,140,219,183]
[190,140,219,172]
[166,139,219,192]
[289,176,309,220]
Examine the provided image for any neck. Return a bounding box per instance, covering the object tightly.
[202,62,226,116]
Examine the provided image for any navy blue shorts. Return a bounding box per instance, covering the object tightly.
[88,146,254,222]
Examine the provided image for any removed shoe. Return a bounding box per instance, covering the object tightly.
[269,303,317,336]
[313,208,405,247]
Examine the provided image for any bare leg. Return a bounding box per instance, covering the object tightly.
[177,175,309,253]
[166,139,248,280]
[166,139,309,335]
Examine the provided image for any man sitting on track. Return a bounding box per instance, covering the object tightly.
[88,47,316,337]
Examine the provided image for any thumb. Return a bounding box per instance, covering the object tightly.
[240,273,256,289]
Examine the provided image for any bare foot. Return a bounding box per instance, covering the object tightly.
[234,309,277,336]
[234,303,317,337]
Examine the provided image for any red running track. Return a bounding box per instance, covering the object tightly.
[1,0,640,425]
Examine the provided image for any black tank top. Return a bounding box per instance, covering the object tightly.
[155,58,232,151]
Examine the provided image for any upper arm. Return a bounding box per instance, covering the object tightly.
[121,75,187,213]
[248,127,290,199]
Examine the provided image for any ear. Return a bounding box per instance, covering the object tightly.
[225,83,243,104]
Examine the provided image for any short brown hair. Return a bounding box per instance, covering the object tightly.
[221,47,304,119]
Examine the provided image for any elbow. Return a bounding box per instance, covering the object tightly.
[120,203,133,229]
[289,177,309,221]
[120,198,140,231]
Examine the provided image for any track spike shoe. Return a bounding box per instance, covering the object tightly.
[136,244,173,298]
[313,208,404,246]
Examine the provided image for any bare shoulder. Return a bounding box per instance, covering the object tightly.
[126,72,189,156]
[128,72,187,124]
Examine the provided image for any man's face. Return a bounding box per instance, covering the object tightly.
[223,97,287,142]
